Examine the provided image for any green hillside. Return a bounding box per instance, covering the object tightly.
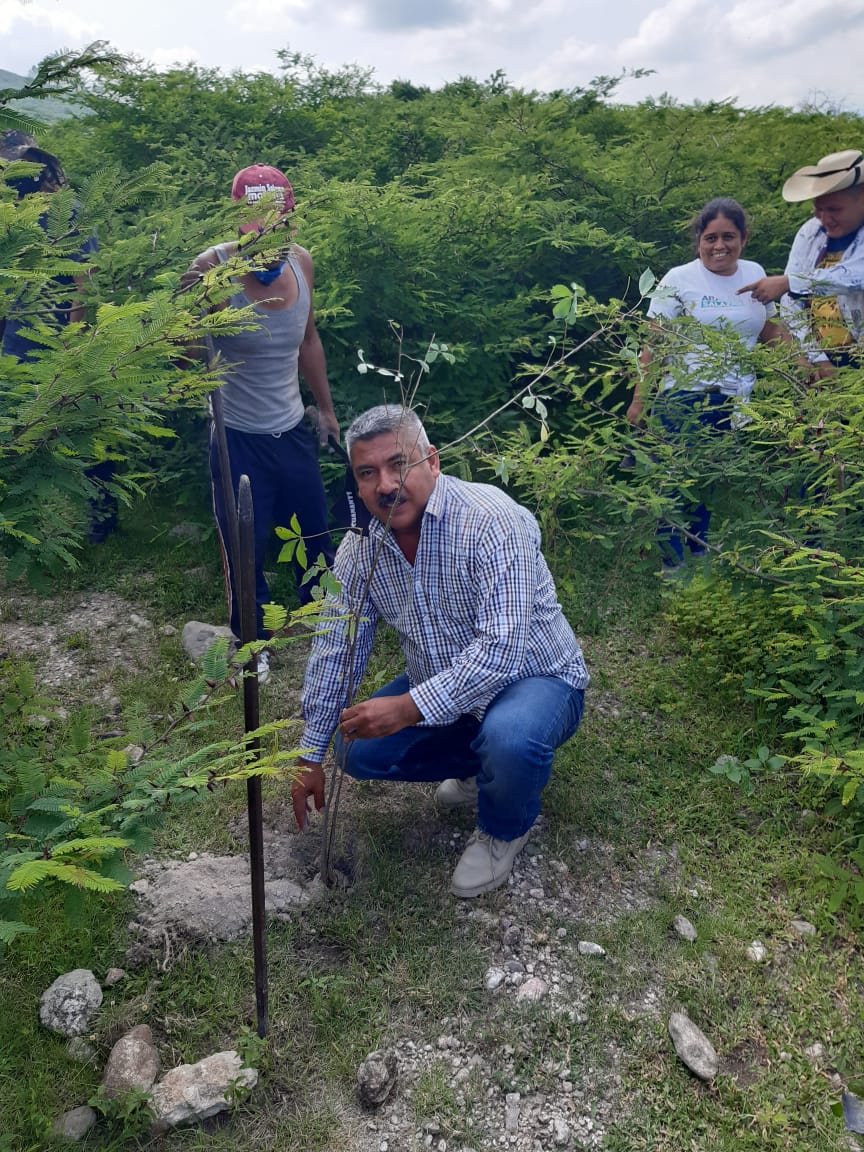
[0,66,81,124]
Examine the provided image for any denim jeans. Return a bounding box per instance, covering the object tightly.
[209,421,334,638]
[336,674,585,841]
[654,389,734,563]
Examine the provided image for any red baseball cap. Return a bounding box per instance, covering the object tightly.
[231,164,295,232]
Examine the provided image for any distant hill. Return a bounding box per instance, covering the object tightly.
[0,68,83,125]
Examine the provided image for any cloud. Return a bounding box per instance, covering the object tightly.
[727,0,864,57]
[226,0,312,27]
[361,0,469,31]
[0,0,99,38]
[618,0,711,66]
[618,0,864,69]
[149,46,203,69]
[0,0,101,75]
[518,38,601,91]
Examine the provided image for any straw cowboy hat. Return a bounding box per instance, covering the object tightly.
[783,149,864,202]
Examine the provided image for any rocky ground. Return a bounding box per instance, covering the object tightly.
[4,587,862,1151]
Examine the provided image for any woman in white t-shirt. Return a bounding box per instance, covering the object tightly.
[626,197,795,564]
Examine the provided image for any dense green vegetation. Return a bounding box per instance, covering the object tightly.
[0,48,863,1150]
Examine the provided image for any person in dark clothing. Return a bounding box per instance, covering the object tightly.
[0,131,115,542]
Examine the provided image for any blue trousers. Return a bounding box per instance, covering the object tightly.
[654,390,733,562]
[210,421,334,639]
[336,674,585,841]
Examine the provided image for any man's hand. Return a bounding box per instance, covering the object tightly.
[291,759,326,830]
[626,397,644,426]
[318,409,340,447]
[812,361,837,382]
[339,694,422,740]
[737,275,790,304]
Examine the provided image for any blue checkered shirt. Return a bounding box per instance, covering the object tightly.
[300,473,589,761]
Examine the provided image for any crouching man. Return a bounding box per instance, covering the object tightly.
[291,405,589,897]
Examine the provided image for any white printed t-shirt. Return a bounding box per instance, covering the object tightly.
[647,258,776,399]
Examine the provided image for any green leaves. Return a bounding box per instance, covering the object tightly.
[276,513,308,569]
[0,919,37,944]
[550,283,579,323]
[6,858,126,893]
[638,269,656,296]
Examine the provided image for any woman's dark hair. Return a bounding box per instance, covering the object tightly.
[693,197,748,240]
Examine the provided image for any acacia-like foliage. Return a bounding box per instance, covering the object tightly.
[0,164,272,579]
[0,632,319,940]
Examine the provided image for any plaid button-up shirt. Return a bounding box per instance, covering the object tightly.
[300,473,589,761]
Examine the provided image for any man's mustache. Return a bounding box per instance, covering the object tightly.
[377,493,406,510]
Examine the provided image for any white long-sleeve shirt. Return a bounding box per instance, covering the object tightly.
[781,217,864,360]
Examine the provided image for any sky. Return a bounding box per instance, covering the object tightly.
[2,0,864,112]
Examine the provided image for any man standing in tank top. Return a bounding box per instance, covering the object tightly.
[184,165,338,678]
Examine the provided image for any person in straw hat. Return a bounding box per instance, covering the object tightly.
[738,149,864,369]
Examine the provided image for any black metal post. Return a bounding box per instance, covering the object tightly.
[211,388,241,592]
[237,474,269,1038]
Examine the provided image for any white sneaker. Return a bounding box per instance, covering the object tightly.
[450,827,532,898]
[435,776,479,809]
[256,650,270,684]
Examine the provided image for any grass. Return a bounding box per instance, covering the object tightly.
[1,497,863,1151]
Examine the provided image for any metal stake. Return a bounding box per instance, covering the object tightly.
[238,474,269,1037]
[211,388,241,591]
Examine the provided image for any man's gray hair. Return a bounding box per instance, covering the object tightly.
[345,405,430,457]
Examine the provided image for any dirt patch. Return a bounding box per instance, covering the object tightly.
[125,800,358,966]
[0,590,158,694]
[719,1039,771,1088]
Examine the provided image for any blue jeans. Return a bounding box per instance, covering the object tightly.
[336,674,585,841]
[654,389,733,563]
[210,421,334,638]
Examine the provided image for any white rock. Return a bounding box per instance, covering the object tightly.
[102,1025,160,1099]
[668,1012,718,1080]
[673,915,697,943]
[577,941,606,957]
[552,1116,571,1146]
[169,523,203,541]
[517,977,549,1003]
[181,621,236,662]
[104,967,126,987]
[505,1092,521,1133]
[66,1037,96,1064]
[485,967,506,991]
[123,744,145,765]
[357,1048,398,1108]
[529,887,545,899]
[791,919,816,938]
[40,970,103,1037]
[51,1106,97,1141]
[149,1050,257,1133]
[804,1042,824,1064]
[746,940,767,963]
